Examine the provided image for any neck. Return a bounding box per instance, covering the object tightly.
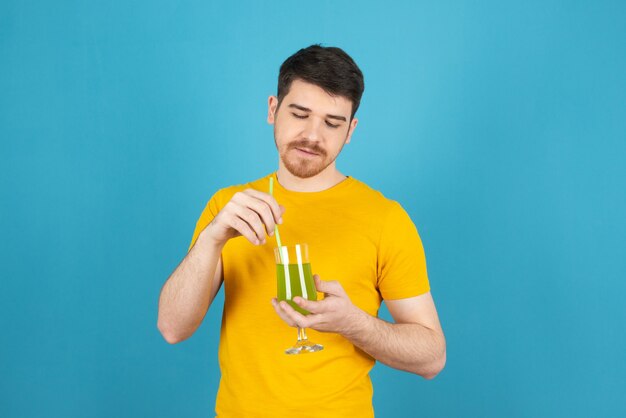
[276,163,347,192]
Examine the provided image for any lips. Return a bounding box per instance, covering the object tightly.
[295,147,319,156]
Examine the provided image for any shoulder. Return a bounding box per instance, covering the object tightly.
[209,174,273,208]
[348,177,404,215]
[347,178,421,240]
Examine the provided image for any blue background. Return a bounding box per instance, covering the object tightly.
[1,1,625,417]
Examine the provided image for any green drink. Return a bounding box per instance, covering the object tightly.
[274,243,324,354]
[277,263,317,315]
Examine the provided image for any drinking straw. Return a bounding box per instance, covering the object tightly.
[269,176,283,248]
[270,176,290,298]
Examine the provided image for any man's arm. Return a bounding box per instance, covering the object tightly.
[157,230,224,344]
[157,189,284,344]
[271,276,446,379]
[344,293,446,378]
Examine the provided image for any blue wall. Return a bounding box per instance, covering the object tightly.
[1,1,625,417]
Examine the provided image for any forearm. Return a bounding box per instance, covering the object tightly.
[157,230,223,343]
[343,311,446,378]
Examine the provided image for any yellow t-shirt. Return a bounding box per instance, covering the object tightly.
[189,173,430,418]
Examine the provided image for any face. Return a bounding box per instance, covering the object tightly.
[267,79,358,179]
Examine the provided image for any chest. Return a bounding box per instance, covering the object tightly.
[221,210,382,314]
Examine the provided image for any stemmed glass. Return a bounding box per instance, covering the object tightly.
[274,243,324,354]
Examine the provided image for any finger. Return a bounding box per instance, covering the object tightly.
[233,192,279,237]
[232,206,266,244]
[226,212,262,245]
[314,275,344,297]
[243,189,283,224]
[278,300,310,328]
[271,298,297,327]
[293,296,324,314]
[243,196,277,237]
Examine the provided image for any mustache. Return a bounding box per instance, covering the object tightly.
[288,140,326,156]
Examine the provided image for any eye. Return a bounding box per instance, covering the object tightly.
[325,121,340,129]
[292,113,307,119]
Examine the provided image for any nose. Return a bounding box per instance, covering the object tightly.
[302,117,322,142]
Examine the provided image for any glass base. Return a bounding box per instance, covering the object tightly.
[285,339,324,355]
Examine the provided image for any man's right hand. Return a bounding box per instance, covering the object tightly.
[202,189,284,247]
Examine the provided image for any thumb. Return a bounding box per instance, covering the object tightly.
[279,205,286,216]
[314,274,340,296]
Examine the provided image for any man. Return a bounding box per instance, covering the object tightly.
[157,44,446,417]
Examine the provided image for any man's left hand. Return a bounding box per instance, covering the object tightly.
[271,274,364,336]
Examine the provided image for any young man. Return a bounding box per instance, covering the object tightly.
[157,45,446,417]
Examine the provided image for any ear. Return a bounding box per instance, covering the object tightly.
[267,96,278,124]
[344,117,358,144]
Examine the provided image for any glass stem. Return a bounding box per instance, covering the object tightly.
[298,327,308,342]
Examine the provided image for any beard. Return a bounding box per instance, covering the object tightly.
[276,137,343,179]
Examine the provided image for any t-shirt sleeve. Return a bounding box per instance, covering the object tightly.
[377,201,430,300]
[188,190,222,252]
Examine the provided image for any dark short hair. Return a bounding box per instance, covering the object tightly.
[277,44,365,120]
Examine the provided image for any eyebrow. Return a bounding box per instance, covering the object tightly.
[288,103,347,122]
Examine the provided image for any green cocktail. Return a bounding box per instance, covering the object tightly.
[274,243,324,354]
[277,263,317,315]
